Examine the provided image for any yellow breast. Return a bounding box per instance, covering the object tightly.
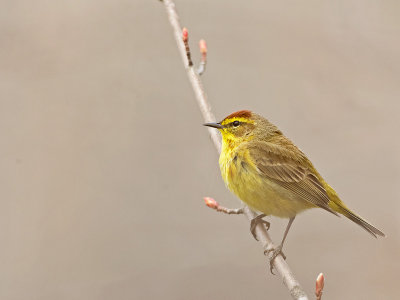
[219,143,313,218]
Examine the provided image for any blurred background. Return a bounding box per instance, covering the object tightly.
[1,0,399,299]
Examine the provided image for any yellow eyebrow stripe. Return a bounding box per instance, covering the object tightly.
[221,117,254,126]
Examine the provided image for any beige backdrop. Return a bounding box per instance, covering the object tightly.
[1,0,399,299]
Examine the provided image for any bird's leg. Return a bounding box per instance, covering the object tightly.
[250,214,270,241]
[264,216,295,274]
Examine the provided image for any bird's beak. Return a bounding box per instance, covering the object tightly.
[203,122,224,129]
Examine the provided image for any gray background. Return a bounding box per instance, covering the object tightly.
[1,0,399,299]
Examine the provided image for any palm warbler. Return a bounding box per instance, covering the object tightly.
[204,110,385,265]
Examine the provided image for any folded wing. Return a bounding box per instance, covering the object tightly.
[247,141,338,216]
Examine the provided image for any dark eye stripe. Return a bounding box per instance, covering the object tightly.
[232,120,240,127]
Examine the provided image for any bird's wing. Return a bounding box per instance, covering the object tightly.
[247,141,338,215]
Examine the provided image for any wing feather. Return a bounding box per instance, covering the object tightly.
[247,141,338,216]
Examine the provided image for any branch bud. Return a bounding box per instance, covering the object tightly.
[182,27,189,42]
[315,273,325,300]
[199,39,207,54]
[204,197,218,209]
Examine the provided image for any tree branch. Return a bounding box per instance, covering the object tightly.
[160,1,310,299]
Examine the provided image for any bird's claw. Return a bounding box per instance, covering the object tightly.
[264,245,286,274]
[250,214,270,241]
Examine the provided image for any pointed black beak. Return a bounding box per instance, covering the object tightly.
[203,122,224,129]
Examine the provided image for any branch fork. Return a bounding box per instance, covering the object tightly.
[182,27,207,75]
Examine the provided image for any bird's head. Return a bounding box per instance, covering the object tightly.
[204,110,257,143]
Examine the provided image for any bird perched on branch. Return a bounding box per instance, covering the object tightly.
[204,110,385,270]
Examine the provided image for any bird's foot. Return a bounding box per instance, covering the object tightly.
[250,214,270,241]
[264,245,286,274]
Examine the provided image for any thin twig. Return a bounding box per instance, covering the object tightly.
[204,197,244,214]
[182,28,193,66]
[161,1,309,299]
[197,40,207,75]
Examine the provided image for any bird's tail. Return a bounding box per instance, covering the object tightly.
[326,185,385,238]
[337,205,385,238]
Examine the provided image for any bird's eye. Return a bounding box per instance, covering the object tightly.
[232,120,240,127]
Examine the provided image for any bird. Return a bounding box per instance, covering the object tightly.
[204,110,385,270]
